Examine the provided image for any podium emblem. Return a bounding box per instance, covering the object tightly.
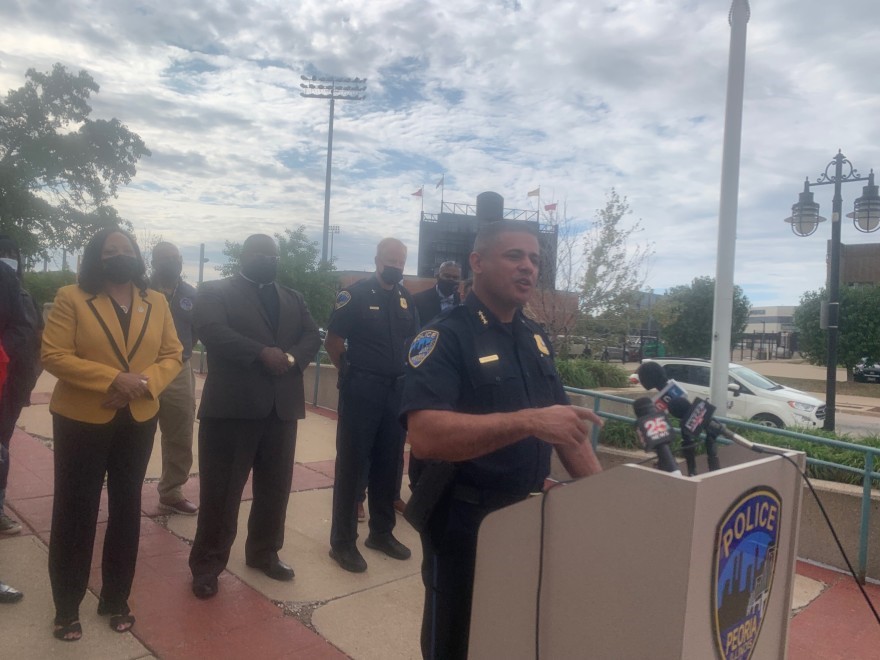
[712,487,781,660]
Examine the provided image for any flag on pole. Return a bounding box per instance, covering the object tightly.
[544,202,557,212]
[435,174,444,189]
[527,187,540,197]
[411,187,423,197]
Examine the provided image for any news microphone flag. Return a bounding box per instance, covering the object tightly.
[651,379,688,412]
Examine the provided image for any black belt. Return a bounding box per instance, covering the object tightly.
[451,484,531,510]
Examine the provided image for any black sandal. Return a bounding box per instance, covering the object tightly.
[52,618,82,642]
[108,613,135,633]
[97,598,135,632]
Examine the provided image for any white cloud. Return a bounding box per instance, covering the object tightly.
[2,0,879,306]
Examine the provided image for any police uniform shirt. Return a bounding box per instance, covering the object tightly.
[328,275,417,377]
[162,280,198,361]
[400,293,567,496]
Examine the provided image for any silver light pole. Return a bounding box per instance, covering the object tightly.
[300,76,366,265]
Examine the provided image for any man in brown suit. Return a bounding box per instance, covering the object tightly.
[189,234,322,599]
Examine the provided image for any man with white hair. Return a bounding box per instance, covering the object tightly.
[325,238,417,573]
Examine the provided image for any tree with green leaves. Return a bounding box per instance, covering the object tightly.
[0,63,150,261]
[220,226,338,327]
[580,189,652,333]
[654,276,750,357]
[794,285,880,380]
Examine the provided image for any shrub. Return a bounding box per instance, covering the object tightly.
[23,270,77,307]
[555,358,629,389]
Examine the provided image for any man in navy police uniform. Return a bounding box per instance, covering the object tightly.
[325,237,417,573]
[401,220,604,660]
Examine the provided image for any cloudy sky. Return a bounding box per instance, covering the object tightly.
[2,0,879,306]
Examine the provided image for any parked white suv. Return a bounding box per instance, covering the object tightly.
[643,358,826,429]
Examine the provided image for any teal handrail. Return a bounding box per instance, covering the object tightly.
[565,386,880,583]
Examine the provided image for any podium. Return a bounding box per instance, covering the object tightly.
[468,444,805,659]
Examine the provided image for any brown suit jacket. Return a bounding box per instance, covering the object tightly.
[42,284,183,423]
[195,275,322,421]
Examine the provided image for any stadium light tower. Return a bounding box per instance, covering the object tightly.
[301,75,367,264]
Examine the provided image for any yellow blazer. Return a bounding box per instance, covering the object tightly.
[42,284,183,424]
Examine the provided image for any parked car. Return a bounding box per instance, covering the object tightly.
[601,345,630,362]
[854,358,880,383]
[641,357,826,429]
[554,335,590,358]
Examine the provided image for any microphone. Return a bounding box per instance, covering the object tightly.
[632,397,682,476]
[667,397,720,470]
[666,396,761,453]
[636,361,687,412]
[639,361,765,457]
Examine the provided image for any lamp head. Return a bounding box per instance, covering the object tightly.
[851,171,880,233]
[785,179,826,237]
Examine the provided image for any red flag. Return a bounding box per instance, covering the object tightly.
[411,187,423,197]
[544,202,557,212]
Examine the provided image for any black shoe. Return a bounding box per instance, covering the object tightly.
[0,582,23,604]
[329,546,367,573]
[192,575,218,599]
[246,557,295,582]
[364,533,411,560]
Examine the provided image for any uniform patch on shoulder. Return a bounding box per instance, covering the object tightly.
[534,333,550,356]
[335,290,352,310]
[179,297,193,312]
[408,330,440,368]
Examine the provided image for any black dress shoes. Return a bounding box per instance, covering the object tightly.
[365,533,411,560]
[192,575,218,600]
[0,582,23,604]
[329,545,368,573]
[246,557,295,581]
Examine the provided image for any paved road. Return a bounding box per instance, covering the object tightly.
[831,412,879,439]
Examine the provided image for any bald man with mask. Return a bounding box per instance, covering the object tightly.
[325,238,417,573]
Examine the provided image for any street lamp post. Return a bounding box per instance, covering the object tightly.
[328,224,340,263]
[300,75,366,265]
[784,151,880,430]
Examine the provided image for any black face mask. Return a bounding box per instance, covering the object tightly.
[242,256,278,284]
[379,266,403,286]
[102,255,141,284]
[153,261,182,285]
[437,279,458,297]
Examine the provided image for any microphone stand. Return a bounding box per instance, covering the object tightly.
[679,428,698,477]
[704,428,721,471]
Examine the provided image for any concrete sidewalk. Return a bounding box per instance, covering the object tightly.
[1,372,879,658]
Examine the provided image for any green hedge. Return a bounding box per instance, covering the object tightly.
[555,358,629,389]
[597,420,880,487]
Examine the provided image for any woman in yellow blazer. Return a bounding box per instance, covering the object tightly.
[41,227,182,641]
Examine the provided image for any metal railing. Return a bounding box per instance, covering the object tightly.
[565,386,880,583]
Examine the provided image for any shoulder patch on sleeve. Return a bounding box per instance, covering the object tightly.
[335,290,352,310]
[408,329,440,368]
